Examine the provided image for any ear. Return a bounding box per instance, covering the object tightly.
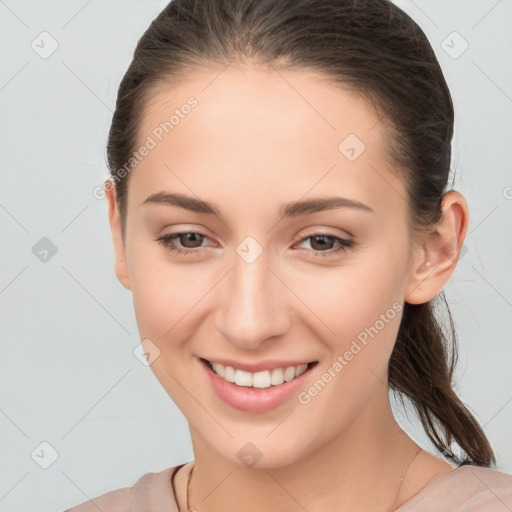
[105,179,131,290]
[405,190,468,304]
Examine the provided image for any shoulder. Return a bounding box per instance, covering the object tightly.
[397,465,512,512]
[63,465,182,512]
[63,486,132,512]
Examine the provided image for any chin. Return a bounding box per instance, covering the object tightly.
[207,432,318,471]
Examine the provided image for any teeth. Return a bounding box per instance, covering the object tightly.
[235,369,253,387]
[208,361,309,388]
[212,362,226,378]
[253,370,272,388]
[224,365,235,382]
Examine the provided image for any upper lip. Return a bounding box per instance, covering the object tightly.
[200,357,317,373]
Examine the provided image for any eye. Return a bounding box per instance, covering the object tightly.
[155,231,215,256]
[296,233,354,257]
[155,231,354,258]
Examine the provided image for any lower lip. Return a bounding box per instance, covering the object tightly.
[199,358,317,413]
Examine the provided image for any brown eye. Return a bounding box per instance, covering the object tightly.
[177,232,206,248]
[309,234,337,251]
[155,231,212,256]
[297,233,354,258]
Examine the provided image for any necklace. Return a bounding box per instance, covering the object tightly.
[185,462,193,512]
[387,447,423,512]
[184,448,422,512]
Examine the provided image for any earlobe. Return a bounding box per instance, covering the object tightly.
[105,180,131,290]
[405,190,468,305]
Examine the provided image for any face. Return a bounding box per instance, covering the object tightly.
[109,63,431,468]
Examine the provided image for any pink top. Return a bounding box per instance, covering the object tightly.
[64,462,512,511]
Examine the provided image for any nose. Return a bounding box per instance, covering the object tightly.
[214,249,291,350]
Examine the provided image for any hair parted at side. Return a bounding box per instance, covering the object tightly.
[106,0,495,467]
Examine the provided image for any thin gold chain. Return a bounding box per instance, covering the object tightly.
[185,448,423,512]
[185,462,194,511]
[387,447,423,512]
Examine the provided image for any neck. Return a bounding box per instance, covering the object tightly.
[185,390,431,512]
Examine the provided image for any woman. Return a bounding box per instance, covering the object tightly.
[65,0,512,510]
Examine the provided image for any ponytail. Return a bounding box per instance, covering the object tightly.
[389,294,495,466]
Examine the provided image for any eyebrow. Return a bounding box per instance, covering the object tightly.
[143,191,374,219]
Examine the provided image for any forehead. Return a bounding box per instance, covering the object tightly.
[139,63,382,150]
[130,63,407,219]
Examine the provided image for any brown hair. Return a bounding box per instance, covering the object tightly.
[106,0,495,466]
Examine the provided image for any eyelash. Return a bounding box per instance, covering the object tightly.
[155,231,355,258]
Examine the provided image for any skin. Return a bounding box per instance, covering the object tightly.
[105,63,468,512]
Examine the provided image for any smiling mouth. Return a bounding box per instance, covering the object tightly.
[201,358,318,388]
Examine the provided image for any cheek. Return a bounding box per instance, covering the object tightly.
[294,265,406,435]
[128,258,211,397]
[297,248,409,396]
[126,241,226,371]
[302,256,406,344]
[126,240,180,333]
[130,260,207,340]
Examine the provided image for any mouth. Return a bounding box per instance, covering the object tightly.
[200,357,318,388]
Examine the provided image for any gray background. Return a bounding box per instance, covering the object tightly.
[0,1,510,510]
